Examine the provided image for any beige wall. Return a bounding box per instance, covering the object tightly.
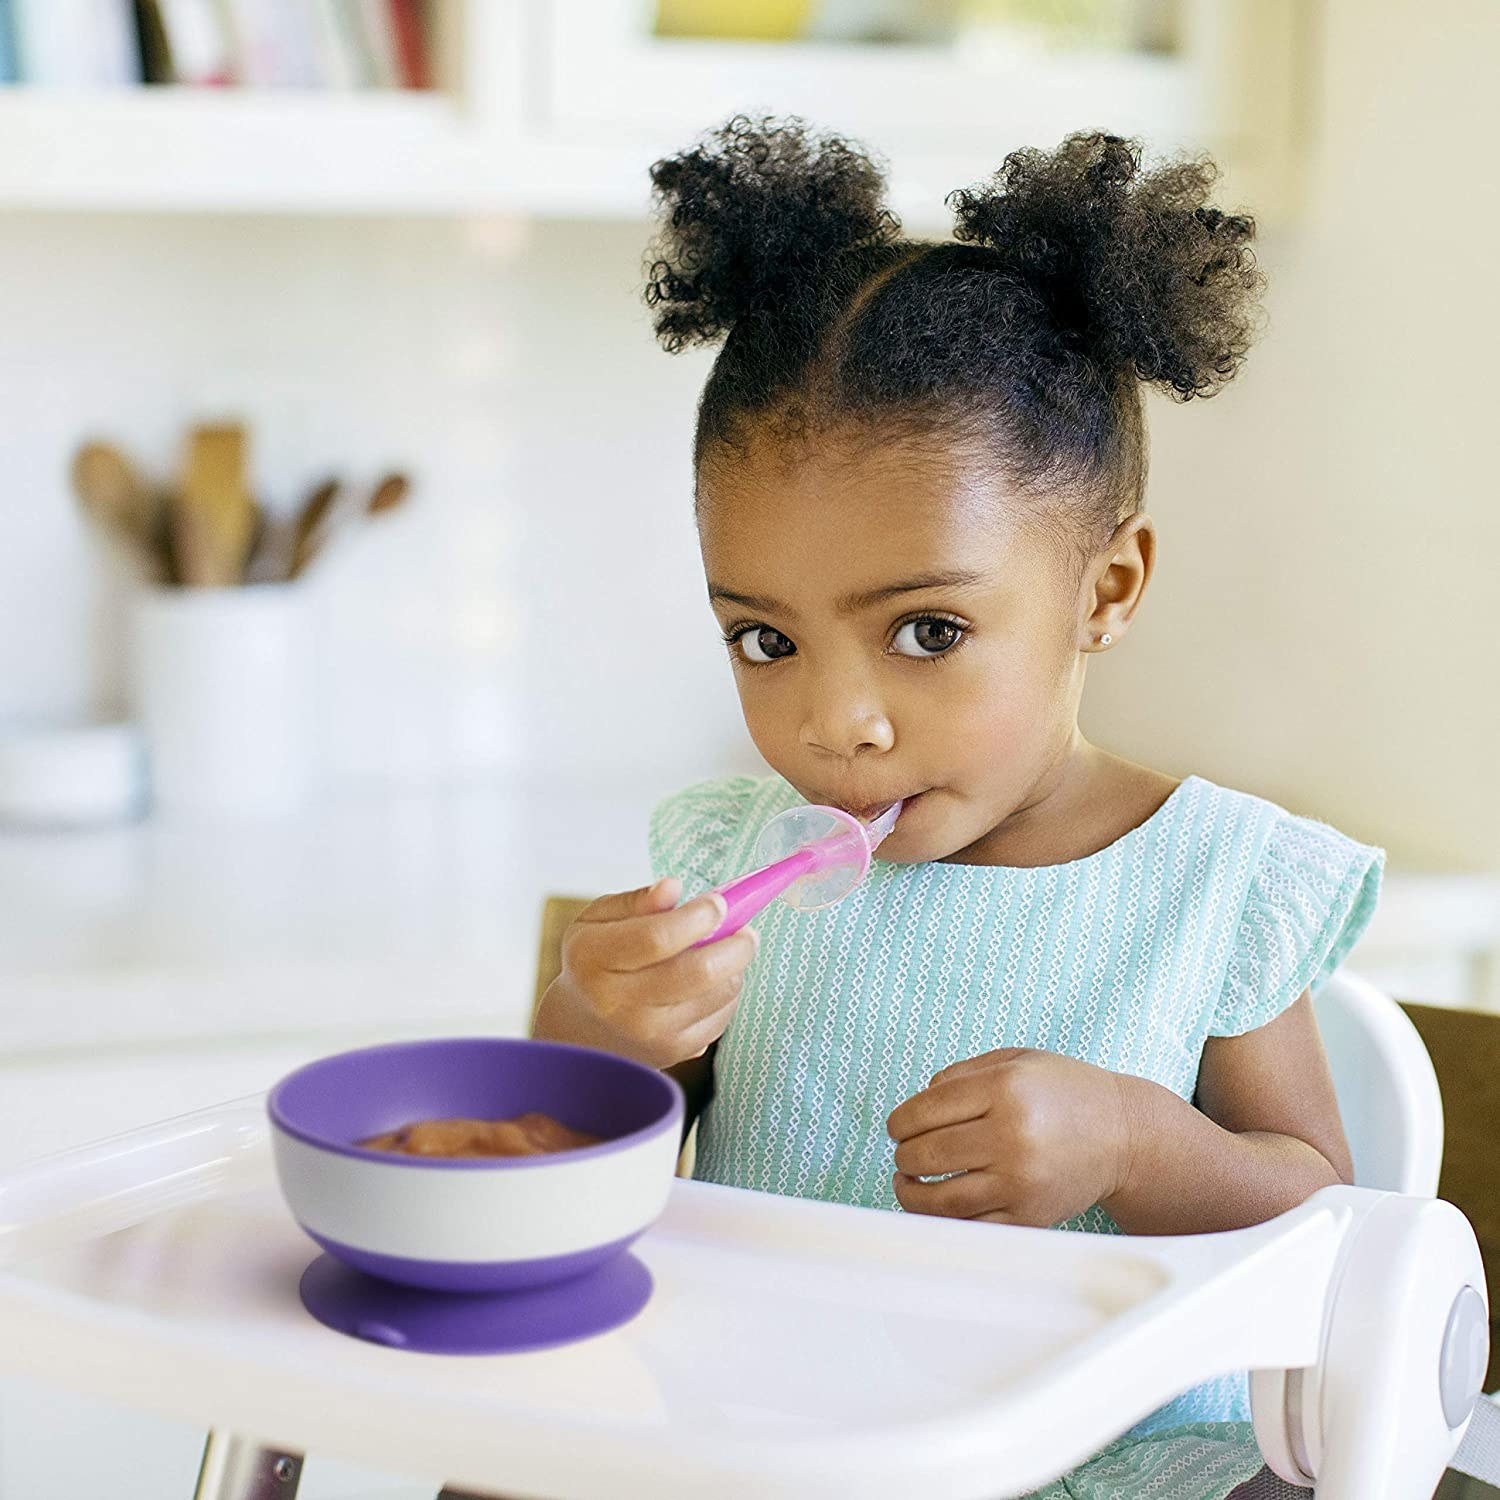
[1081,0,1500,870]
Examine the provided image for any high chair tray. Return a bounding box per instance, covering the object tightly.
[0,1099,1483,1499]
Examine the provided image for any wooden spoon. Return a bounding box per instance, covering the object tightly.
[70,441,166,580]
[367,472,411,516]
[172,423,258,587]
[286,472,411,580]
[244,509,296,585]
[288,477,341,580]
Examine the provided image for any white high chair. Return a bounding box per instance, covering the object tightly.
[0,964,1490,1500]
[1310,968,1443,1196]
[1239,969,1467,1498]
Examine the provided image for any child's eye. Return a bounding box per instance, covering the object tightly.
[891,617,966,658]
[726,625,797,664]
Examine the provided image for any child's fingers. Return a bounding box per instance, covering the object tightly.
[892,1168,1000,1219]
[675,988,745,1058]
[605,927,756,1011]
[572,891,729,974]
[575,877,682,926]
[891,1119,991,1179]
[886,1072,986,1141]
[627,970,745,1053]
[927,1047,1028,1088]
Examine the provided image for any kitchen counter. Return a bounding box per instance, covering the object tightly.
[0,772,687,1058]
[0,771,691,1175]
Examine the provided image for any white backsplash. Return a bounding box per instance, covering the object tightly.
[0,212,758,785]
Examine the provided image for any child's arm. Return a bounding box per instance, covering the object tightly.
[1103,989,1353,1234]
[887,990,1352,1236]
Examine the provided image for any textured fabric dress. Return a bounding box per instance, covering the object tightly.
[649,771,1385,1500]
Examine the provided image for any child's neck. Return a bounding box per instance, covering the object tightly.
[945,741,1181,869]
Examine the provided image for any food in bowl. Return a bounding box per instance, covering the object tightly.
[360,1112,603,1158]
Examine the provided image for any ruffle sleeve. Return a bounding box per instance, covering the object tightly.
[648,775,762,897]
[1208,810,1385,1038]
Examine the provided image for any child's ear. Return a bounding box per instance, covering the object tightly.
[1080,513,1155,651]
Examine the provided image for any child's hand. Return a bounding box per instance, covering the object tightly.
[536,876,757,1071]
[886,1049,1132,1229]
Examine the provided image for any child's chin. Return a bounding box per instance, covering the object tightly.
[875,798,950,864]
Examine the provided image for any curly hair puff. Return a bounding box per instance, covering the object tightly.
[643,116,1265,539]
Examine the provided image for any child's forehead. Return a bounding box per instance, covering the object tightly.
[702,422,972,501]
[697,432,1046,597]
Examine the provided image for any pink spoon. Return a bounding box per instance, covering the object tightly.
[691,800,903,948]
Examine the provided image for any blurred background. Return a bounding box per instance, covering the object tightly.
[0,0,1497,1494]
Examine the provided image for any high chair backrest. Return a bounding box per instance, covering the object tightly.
[1311,969,1443,1195]
[533,899,1445,1197]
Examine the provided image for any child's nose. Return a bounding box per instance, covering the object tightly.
[797,695,895,760]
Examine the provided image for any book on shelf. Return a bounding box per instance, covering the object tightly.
[0,0,435,90]
[0,0,16,86]
[138,0,234,85]
[10,0,139,86]
[354,0,400,87]
[309,0,361,88]
[387,0,428,88]
[221,0,323,86]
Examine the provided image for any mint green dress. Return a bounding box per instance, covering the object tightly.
[649,772,1385,1500]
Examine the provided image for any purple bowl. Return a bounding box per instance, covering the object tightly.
[268,1036,684,1293]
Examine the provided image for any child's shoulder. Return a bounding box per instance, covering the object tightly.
[648,772,797,893]
[1188,774,1386,1033]
[1182,771,1383,871]
[649,770,795,828]
[1122,767,1386,953]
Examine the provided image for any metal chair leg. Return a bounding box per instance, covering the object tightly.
[193,1431,303,1500]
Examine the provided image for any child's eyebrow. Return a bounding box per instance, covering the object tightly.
[708,569,990,619]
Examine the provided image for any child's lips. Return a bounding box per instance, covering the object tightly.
[847,790,927,823]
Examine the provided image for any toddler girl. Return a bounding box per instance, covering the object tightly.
[535,116,1383,1500]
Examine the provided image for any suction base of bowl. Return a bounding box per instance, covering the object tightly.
[298,1251,652,1355]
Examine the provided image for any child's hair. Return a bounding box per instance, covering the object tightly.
[643,115,1265,554]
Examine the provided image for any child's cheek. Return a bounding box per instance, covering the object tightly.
[951,676,1051,773]
[741,703,787,769]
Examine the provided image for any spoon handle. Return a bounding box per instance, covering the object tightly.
[691,845,822,947]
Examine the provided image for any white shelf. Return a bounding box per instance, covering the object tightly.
[0,87,483,213]
[0,0,521,214]
[535,23,1199,155]
[0,0,1305,221]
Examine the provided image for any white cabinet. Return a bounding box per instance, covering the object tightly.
[525,0,1305,227]
[537,1,1189,143]
[0,0,1307,222]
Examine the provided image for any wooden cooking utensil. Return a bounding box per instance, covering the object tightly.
[172,423,258,587]
[241,501,269,582]
[70,441,167,579]
[285,470,415,581]
[288,477,342,580]
[244,510,297,585]
[367,472,411,516]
